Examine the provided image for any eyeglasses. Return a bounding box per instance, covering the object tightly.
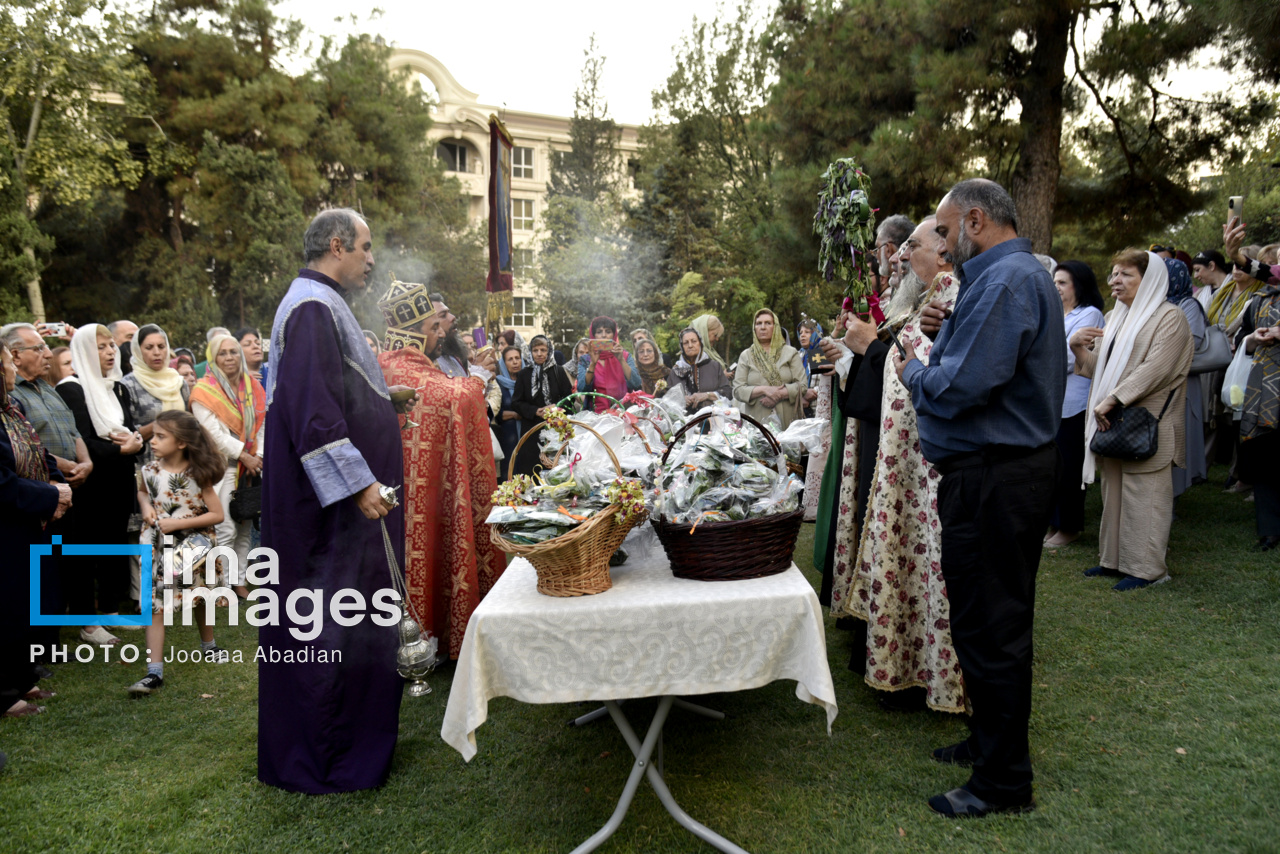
[10,344,50,354]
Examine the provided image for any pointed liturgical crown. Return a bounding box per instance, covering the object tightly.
[378,274,434,352]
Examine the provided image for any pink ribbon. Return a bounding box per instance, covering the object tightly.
[568,452,583,475]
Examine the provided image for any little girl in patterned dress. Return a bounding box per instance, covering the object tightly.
[128,410,227,695]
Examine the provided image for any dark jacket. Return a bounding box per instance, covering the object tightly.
[510,363,574,477]
[666,357,732,413]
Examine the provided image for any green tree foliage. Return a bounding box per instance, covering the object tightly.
[538,37,657,347]
[0,0,152,322]
[16,1,480,349]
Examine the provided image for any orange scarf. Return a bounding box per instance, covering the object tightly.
[189,374,266,475]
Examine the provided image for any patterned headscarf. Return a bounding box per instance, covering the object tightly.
[1165,258,1195,306]
[528,335,554,405]
[190,334,266,466]
[2,344,50,483]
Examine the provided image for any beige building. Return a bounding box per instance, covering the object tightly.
[388,49,641,343]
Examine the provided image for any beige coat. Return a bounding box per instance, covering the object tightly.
[1076,302,1194,473]
[731,344,806,429]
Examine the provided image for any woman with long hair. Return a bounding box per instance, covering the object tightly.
[1045,261,1106,548]
[189,333,265,599]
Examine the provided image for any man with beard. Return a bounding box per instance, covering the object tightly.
[893,179,1063,818]
[379,279,505,660]
[426,292,472,379]
[259,208,418,793]
[813,215,915,615]
[829,218,966,715]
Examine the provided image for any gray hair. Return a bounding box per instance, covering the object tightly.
[303,208,364,264]
[876,214,915,248]
[946,178,1019,232]
[205,326,231,343]
[0,322,38,350]
[106,320,134,335]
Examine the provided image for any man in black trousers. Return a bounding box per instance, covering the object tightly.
[893,178,1065,817]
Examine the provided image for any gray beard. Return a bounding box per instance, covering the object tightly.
[952,225,979,268]
[885,269,928,326]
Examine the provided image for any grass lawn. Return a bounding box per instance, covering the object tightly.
[2,466,1277,853]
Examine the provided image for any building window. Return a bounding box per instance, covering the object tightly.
[505,296,535,327]
[513,248,535,276]
[513,146,534,179]
[512,198,534,230]
[437,140,468,173]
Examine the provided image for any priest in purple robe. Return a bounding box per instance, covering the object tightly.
[259,208,418,794]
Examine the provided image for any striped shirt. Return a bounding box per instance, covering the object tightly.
[9,376,81,461]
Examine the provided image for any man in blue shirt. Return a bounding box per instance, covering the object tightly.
[893,179,1065,818]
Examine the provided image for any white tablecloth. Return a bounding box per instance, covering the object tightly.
[441,547,838,761]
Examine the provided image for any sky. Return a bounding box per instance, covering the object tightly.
[273,0,1240,130]
[275,0,733,125]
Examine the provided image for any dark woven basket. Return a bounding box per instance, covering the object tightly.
[653,410,804,581]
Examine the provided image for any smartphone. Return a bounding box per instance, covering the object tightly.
[1228,195,1244,224]
[728,362,738,372]
[45,322,66,337]
[589,339,613,355]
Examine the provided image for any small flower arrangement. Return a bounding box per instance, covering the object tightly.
[654,379,668,395]
[492,475,535,507]
[541,405,574,441]
[604,477,647,525]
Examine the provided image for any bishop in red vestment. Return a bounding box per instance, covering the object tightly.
[376,278,504,658]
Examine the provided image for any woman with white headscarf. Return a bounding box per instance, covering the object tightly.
[190,333,265,599]
[1070,249,1194,591]
[57,325,146,644]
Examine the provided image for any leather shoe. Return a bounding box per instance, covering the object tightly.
[928,786,1034,818]
[1254,536,1280,552]
[931,739,976,767]
[3,702,45,718]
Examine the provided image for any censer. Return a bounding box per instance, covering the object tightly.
[379,485,438,697]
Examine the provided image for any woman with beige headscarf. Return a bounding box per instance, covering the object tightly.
[731,308,806,429]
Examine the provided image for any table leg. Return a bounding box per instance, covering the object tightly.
[568,696,673,854]
[577,697,749,854]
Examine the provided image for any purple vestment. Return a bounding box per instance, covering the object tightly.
[258,270,406,794]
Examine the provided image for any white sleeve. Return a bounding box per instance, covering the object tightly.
[192,401,245,462]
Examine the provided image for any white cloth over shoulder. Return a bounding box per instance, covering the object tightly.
[441,552,837,761]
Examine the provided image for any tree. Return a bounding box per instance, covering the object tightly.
[765,0,1273,257]
[0,0,152,322]
[538,37,653,346]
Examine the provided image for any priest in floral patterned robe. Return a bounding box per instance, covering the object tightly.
[831,217,966,714]
[377,278,504,660]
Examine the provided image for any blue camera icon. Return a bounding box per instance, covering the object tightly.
[29,536,152,626]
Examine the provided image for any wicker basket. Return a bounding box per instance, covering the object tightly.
[652,411,804,581]
[490,420,647,596]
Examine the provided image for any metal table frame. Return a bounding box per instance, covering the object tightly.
[569,696,749,854]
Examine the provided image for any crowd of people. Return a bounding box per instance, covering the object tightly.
[2,192,1276,812]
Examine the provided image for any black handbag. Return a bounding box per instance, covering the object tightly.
[229,473,262,523]
[1088,392,1175,462]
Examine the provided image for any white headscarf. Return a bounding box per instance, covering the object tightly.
[68,324,127,439]
[1082,252,1169,484]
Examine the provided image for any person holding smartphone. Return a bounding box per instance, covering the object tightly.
[577,316,640,412]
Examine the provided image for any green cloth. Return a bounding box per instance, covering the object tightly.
[194,360,209,379]
[812,399,847,574]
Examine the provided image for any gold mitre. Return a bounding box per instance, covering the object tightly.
[378,275,434,352]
